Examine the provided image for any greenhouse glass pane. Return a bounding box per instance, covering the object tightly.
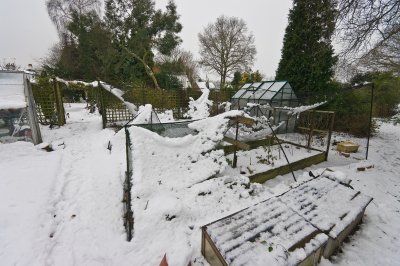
[283,83,292,89]
[238,99,248,108]
[232,88,247,99]
[282,88,293,99]
[259,82,274,90]
[249,82,262,90]
[268,81,286,92]
[241,90,256,99]
[260,91,277,100]
[0,72,26,109]
[240,83,252,89]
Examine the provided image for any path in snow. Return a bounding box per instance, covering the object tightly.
[36,105,129,265]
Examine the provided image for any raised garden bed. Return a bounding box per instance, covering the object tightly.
[202,177,373,266]
[226,143,326,184]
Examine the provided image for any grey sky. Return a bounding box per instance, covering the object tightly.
[0,0,291,79]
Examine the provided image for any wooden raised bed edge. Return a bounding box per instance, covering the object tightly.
[222,136,275,155]
[201,223,327,266]
[322,205,370,258]
[201,229,228,266]
[249,152,327,184]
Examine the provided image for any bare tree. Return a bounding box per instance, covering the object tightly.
[198,16,256,88]
[46,0,101,36]
[40,42,63,69]
[336,0,400,57]
[359,32,400,74]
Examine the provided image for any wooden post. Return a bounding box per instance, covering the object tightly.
[125,126,134,241]
[232,121,239,168]
[99,83,107,129]
[53,78,66,126]
[307,110,316,150]
[325,112,335,161]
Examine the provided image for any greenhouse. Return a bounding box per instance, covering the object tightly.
[231,81,299,109]
[0,71,42,144]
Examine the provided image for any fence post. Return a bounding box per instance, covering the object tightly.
[53,78,66,126]
[325,112,335,161]
[99,84,107,129]
[124,126,134,241]
[307,110,316,149]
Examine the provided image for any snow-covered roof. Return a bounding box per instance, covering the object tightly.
[0,72,27,109]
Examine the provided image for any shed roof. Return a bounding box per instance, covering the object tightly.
[0,72,27,109]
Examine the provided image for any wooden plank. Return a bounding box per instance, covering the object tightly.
[223,136,251,150]
[276,139,325,153]
[223,136,275,154]
[249,152,326,184]
[201,228,227,266]
[297,126,329,133]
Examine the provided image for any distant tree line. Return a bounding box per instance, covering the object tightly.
[43,0,190,90]
[42,0,399,130]
[43,0,259,91]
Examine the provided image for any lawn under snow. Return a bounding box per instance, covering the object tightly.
[0,103,399,265]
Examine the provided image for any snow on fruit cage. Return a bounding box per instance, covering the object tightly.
[0,71,42,144]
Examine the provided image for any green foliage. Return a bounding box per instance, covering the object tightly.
[251,70,263,82]
[320,72,400,137]
[276,0,337,98]
[44,0,182,88]
[231,71,242,89]
[322,85,377,137]
[104,0,182,88]
[234,70,264,87]
[154,71,183,90]
[370,72,400,117]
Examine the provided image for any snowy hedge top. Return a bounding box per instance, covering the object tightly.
[0,72,27,109]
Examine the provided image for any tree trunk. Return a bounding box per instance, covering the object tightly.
[121,46,162,91]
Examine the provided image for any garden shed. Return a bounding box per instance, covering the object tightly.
[0,71,42,144]
[231,81,299,109]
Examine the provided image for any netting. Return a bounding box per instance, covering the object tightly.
[128,120,198,138]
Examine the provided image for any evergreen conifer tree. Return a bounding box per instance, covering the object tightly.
[276,0,337,99]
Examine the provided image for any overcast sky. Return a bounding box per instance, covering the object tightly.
[0,0,292,79]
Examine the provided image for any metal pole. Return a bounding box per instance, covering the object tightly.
[266,121,297,182]
[366,83,374,160]
[233,121,239,168]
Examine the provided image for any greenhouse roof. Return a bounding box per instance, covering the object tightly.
[0,71,27,109]
[232,81,294,101]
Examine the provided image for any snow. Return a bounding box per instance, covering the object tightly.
[0,141,61,264]
[0,103,400,265]
[55,78,137,116]
[56,77,98,88]
[280,102,327,115]
[185,88,213,119]
[206,195,328,265]
[0,72,27,109]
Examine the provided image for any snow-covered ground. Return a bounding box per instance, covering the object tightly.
[0,103,399,265]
